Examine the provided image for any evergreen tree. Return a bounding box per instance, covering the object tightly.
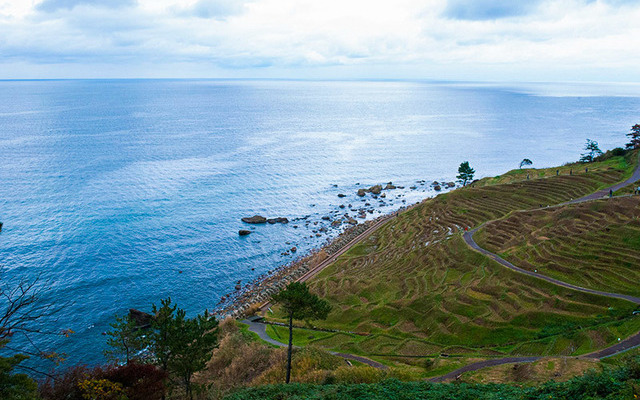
[627,124,640,149]
[456,161,475,186]
[519,158,533,169]
[272,282,331,384]
[104,314,148,364]
[580,139,603,163]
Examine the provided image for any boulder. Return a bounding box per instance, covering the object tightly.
[275,217,289,224]
[322,216,330,221]
[380,193,386,198]
[348,218,358,225]
[290,247,297,252]
[238,230,252,236]
[331,220,342,227]
[129,309,153,329]
[434,185,442,191]
[267,218,277,224]
[357,188,367,197]
[446,182,455,188]
[385,183,396,190]
[337,193,346,198]
[242,215,267,224]
[369,185,382,194]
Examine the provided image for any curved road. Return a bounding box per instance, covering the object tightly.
[240,317,388,369]
[247,152,640,382]
[435,153,640,382]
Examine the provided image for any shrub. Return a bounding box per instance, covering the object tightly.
[40,363,166,400]
[334,366,384,384]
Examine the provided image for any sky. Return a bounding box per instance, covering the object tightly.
[0,0,639,81]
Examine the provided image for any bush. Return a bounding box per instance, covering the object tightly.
[334,366,384,384]
[40,363,166,400]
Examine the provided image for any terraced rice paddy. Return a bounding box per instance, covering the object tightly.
[474,196,640,297]
[264,152,640,372]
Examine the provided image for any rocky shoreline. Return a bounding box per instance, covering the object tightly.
[214,179,457,319]
[213,212,398,319]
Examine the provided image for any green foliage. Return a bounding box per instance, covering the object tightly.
[456,161,475,186]
[167,309,218,399]
[580,138,604,163]
[221,368,640,399]
[104,314,148,364]
[272,282,331,384]
[149,298,218,400]
[272,283,332,322]
[519,158,533,169]
[0,342,38,400]
[627,124,640,149]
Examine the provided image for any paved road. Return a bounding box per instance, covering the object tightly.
[246,152,640,381]
[240,318,388,369]
[436,152,640,381]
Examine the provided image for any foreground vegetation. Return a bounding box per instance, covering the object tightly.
[224,355,640,399]
[263,149,639,374]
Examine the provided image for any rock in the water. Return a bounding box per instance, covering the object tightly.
[276,217,289,224]
[338,193,346,198]
[238,230,252,236]
[242,215,267,224]
[331,220,342,227]
[348,218,358,225]
[434,185,442,191]
[357,188,367,197]
[410,186,417,189]
[322,216,330,221]
[129,309,153,329]
[446,182,455,188]
[290,247,297,252]
[369,185,382,194]
[384,183,396,190]
[267,218,277,224]
[339,204,345,209]
[380,193,386,198]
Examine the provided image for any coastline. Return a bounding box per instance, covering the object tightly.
[213,202,419,319]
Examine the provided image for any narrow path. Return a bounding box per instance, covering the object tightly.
[434,152,640,382]
[240,318,388,369]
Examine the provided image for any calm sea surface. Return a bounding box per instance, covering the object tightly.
[1,79,639,368]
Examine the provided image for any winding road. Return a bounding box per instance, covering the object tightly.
[245,152,640,382]
[433,154,640,382]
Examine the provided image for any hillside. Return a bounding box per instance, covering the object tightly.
[259,150,640,378]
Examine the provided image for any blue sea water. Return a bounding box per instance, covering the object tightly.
[1,79,639,369]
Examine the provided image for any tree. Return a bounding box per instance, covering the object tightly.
[271,282,331,384]
[148,298,218,400]
[104,314,148,365]
[456,161,475,186]
[580,139,603,163]
[627,124,640,149]
[519,158,533,169]
[166,309,218,400]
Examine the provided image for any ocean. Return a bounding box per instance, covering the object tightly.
[1,79,639,368]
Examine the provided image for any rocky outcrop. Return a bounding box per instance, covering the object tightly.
[239,230,252,236]
[129,309,153,329]
[242,215,267,224]
[357,189,367,197]
[434,185,442,191]
[385,183,396,190]
[369,185,382,195]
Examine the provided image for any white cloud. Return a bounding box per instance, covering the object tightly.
[0,0,639,80]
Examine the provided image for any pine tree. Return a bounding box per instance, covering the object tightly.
[456,161,475,186]
[627,124,640,149]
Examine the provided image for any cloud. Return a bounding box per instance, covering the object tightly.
[176,0,251,19]
[1,0,640,80]
[36,0,135,13]
[443,0,543,20]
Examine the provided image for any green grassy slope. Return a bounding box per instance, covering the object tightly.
[262,153,639,371]
[474,196,640,296]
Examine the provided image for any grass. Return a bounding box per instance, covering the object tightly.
[474,196,640,296]
[260,152,640,369]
